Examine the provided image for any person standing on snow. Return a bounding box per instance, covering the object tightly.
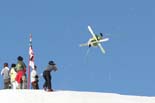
[15,56,27,89]
[1,63,10,89]
[43,60,57,92]
[31,65,39,89]
[9,64,17,89]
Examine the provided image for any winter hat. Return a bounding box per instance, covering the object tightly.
[4,63,8,67]
[48,61,56,65]
[11,64,16,67]
[17,56,23,61]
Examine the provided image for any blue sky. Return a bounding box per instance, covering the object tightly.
[0,0,155,96]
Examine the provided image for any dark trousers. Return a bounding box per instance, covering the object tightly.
[43,71,52,90]
[4,78,11,89]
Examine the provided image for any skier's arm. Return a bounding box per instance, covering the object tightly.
[52,65,58,72]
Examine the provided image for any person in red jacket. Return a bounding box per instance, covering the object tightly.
[15,56,27,89]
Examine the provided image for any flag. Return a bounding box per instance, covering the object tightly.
[29,34,35,69]
[28,34,35,89]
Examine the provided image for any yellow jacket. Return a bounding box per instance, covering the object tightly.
[9,67,17,82]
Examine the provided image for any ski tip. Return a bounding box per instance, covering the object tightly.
[88,25,91,28]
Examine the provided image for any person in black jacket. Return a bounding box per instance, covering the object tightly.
[43,60,57,92]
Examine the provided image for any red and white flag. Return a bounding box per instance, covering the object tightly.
[29,34,35,69]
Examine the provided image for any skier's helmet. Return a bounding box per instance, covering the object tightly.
[48,61,56,65]
[17,56,23,61]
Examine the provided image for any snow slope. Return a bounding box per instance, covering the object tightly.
[0,90,155,103]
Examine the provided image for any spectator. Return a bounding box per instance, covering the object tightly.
[43,60,57,92]
[31,65,39,89]
[9,64,17,89]
[1,63,10,89]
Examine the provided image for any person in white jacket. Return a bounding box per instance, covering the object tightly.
[31,65,39,89]
[1,63,10,89]
[9,64,17,89]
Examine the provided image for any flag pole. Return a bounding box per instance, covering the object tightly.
[28,34,35,89]
[27,34,32,89]
[28,57,31,89]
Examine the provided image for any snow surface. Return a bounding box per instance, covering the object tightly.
[0,90,155,103]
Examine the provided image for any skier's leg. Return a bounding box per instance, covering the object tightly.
[43,75,48,90]
[46,75,52,91]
